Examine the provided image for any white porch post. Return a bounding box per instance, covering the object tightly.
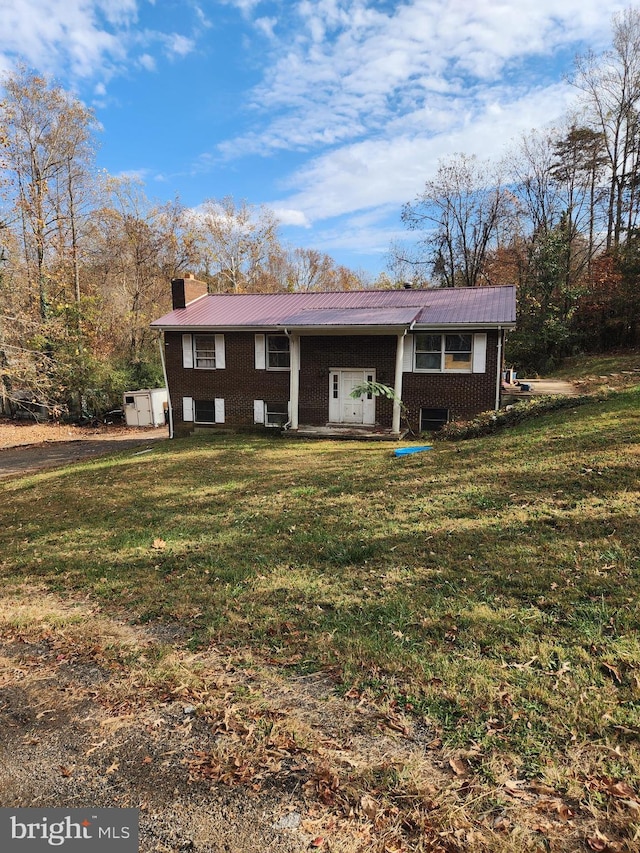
[495,326,503,411]
[392,332,405,434]
[289,333,300,429]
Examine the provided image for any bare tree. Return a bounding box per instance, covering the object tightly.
[196,197,281,292]
[572,8,640,248]
[401,154,513,287]
[0,67,97,319]
[86,177,196,373]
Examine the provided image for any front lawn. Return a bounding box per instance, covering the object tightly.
[1,386,639,851]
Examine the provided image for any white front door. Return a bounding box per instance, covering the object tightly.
[329,370,376,425]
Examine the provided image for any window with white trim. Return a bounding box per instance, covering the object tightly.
[264,402,289,427]
[414,333,473,372]
[194,400,216,423]
[194,335,216,369]
[266,335,290,369]
[188,398,225,424]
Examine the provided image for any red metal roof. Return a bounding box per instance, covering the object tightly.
[151,286,516,330]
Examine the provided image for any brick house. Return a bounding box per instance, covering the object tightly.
[151,278,516,438]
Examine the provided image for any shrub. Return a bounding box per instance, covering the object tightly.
[431,394,598,441]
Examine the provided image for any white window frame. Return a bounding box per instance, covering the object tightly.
[191,398,225,424]
[186,333,225,370]
[266,334,290,370]
[414,332,474,373]
[264,401,289,427]
[193,334,216,369]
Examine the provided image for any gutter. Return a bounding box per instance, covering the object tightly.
[158,334,174,439]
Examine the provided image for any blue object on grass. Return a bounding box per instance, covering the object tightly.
[394,445,433,457]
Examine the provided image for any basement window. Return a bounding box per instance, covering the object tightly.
[420,407,449,432]
[264,402,289,427]
[194,400,216,424]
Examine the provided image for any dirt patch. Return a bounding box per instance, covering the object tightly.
[0,420,168,479]
[0,419,168,449]
[0,591,450,853]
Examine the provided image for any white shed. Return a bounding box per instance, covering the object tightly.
[123,388,168,428]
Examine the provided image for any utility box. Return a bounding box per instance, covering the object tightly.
[123,388,168,428]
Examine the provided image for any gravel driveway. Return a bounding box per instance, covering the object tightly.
[0,426,168,479]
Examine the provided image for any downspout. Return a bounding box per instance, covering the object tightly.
[494,326,503,412]
[158,333,174,439]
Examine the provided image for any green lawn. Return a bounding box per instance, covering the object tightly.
[548,348,640,383]
[1,385,639,850]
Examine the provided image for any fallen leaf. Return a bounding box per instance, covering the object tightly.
[84,739,107,756]
[310,838,324,848]
[602,662,622,683]
[606,780,638,801]
[586,830,622,851]
[152,538,166,550]
[59,765,74,777]
[504,780,533,800]
[105,760,119,775]
[360,794,378,820]
[449,757,467,777]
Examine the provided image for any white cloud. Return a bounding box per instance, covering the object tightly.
[0,0,196,84]
[220,0,263,15]
[270,207,311,227]
[222,0,628,159]
[204,0,628,257]
[165,33,196,58]
[277,80,577,223]
[255,17,278,39]
[139,53,156,71]
[114,167,152,181]
[0,0,137,79]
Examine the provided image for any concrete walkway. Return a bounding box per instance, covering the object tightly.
[502,379,578,403]
[522,379,578,395]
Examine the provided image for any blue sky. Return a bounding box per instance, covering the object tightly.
[0,0,630,275]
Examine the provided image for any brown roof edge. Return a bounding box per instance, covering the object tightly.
[171,276,208,310]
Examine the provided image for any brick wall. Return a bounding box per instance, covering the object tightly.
[402,329,500,426]
[165,331,290,435]
[298,335,397,425]
[165,329,502,435]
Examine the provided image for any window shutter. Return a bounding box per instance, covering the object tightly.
[254,334,266,369]
[182,334,193,368]
[473,333,487,373]
[215,334,225,369]
[402,334,414,372]
[182,396,194,422]
[253,400,264,424]
[214,398,225,423]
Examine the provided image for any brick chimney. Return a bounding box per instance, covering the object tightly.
[171,274,208,310]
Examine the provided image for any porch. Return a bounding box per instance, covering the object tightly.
[284,423,408,441]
